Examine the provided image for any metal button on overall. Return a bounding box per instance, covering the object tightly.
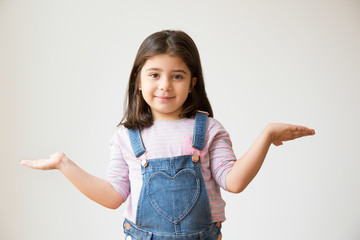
[141,159,148,167]
[125,223,131,230]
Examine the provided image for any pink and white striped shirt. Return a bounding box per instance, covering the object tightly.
[106,117,236,223]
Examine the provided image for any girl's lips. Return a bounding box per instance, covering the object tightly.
[155,96,175,102]
[156,96,174,99]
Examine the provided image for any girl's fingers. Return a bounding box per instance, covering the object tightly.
[20,159,37,168]
[20,159,49,169]
[20,159,34,167]
[271,124,315,146]
[308,129,316,135]
[21,153,64,170]
[297,128,315,138]
[291,126,315,136]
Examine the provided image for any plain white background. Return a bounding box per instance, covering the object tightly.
[1,0,359,239]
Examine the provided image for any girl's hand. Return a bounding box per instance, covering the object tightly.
[266,123,315,146]
[20,152,66,170]
[21,152,124,208]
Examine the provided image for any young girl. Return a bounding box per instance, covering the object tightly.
[21,30,315,240]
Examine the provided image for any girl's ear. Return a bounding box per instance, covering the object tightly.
[189,77,197,93]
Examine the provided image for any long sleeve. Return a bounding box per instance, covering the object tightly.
[207,119,236,191]
[106,133,131,201]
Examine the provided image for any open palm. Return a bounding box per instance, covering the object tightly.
[21,152,65,170]
[269,123,315,146]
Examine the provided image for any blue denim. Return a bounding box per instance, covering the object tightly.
[128,128,146,158]
[192,112,208,151]
[123,218,222,240]
[126,111,221,239]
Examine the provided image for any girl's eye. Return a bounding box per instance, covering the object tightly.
[149,73,159,78]
[173,74,184,80]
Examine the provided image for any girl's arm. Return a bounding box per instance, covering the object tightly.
[20,152,124,209]
[226,123,315,193]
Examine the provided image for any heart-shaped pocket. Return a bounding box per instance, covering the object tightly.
[147,169,200,224]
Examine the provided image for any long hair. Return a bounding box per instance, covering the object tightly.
[119,30,213,129]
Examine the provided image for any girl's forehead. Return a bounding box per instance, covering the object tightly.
[142,54,189,71]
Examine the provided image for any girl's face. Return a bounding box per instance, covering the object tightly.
[139,54,196,121]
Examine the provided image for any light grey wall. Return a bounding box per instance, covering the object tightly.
[1,0,359,239]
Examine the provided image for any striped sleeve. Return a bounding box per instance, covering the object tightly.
[207,119,236,191]
[106,132,130,201]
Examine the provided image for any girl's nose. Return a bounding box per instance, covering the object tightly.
[158,77,172,91]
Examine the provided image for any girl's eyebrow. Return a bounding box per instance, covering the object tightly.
[145,68,188,75]
[173,70,188,75]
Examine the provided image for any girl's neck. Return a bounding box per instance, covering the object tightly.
[151,111,183,122]
[154,117,186,123]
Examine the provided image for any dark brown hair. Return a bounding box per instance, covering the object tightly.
[119,30,213,129]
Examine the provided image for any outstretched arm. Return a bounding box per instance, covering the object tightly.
[226,123,315,193]
[21,152,124,209]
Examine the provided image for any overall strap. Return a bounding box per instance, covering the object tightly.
[128,129,146,158]
[192,111,209,151]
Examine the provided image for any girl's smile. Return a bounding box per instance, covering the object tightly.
[154,95,175,102]
[139,54,196,121]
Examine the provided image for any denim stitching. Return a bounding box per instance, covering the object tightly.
[144,155,199,171]
[124,219,152,240]
[146,169,200,224]
[125,219,219,239]
[192,112,208,151]
[128,129,146,157]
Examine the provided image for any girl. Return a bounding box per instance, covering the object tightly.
[21,30,315,240]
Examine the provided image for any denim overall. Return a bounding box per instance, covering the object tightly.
[124,111,222,240]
